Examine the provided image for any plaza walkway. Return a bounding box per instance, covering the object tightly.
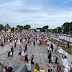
[27,42,58,72]
[0,41,59,72]
[0,44,23,72]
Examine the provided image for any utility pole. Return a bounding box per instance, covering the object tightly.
[62,26,64,41]
[6,24,7,37]
[14,27,15,40]
[69,27,70,43]
[57,27,58,39]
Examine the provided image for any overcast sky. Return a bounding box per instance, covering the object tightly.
[0,0,72,29]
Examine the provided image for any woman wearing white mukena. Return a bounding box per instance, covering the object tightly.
[18,39,20,46]
[63,56,69,67]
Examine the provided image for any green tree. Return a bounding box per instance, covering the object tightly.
[52,29,57,33]
[26,25,31,29]
[0,24,4,31]
[24,25,31,30]
[42,25,48,32]
[11,27,14,32]
[24,26,27,29]
[62,22,72,33]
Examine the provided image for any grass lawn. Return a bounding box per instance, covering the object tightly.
[48,38,72,54]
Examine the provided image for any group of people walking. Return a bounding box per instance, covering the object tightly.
[0,32,72,72]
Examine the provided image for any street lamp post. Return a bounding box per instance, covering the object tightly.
[57,28,58,39]
[69,27,70,43]
[62,26,64,41]
[6,24,7,37]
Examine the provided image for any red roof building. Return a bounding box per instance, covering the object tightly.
[4,24,11,32]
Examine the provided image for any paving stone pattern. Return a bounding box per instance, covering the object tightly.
[27,42,58,72]
[0,42,58,72]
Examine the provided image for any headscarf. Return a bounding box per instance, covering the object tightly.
[32,54,34,58]
[41,66,44,70]
[33,69,37,72]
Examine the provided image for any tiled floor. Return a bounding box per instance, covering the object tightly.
[0,42,58,72]
[27,42,58,72]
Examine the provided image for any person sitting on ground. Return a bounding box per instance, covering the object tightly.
[69,68,72,72]
[63,56,69,67]
[54,63,62,72]
[8,51,12,57]
[31,54,35,64]
[35,63,40,71]
[26,61,31,72]
[33,69,37,72]
[40,66,45,72]
[8,62,13,72]
[47,64,53,72]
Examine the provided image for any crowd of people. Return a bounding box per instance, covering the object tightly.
[0,31,72,72]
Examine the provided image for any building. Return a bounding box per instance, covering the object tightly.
[4,24,11,32]
[48,29,53,32]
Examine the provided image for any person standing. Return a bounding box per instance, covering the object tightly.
[15,40,16,47]
[25,54,28,63]
[19,46,22,55]
[31,40,33,46]
[34,40,35,46]
[55,56,58,64]
[49,46,52,52]
[31,54,35,64]
[10,39,12,46]
[48,51,51,63]
[47,44,49,53]
[25,42,27,51]
[54,63,62,72]
[21,50,25,61]
[51,44,53,52]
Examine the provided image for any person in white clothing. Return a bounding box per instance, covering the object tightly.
[51,55,54,63]
[47,44,49,53]
[64,65,71,72]
[63,56,69,67]
[26,61,31,72]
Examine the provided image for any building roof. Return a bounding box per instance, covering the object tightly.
[4,24,11,29]
[48,29,53,31]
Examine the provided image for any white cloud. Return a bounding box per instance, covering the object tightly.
[0,0,72,29]
[63,0,72,4]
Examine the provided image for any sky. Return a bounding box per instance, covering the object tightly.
[0,0,72,29]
